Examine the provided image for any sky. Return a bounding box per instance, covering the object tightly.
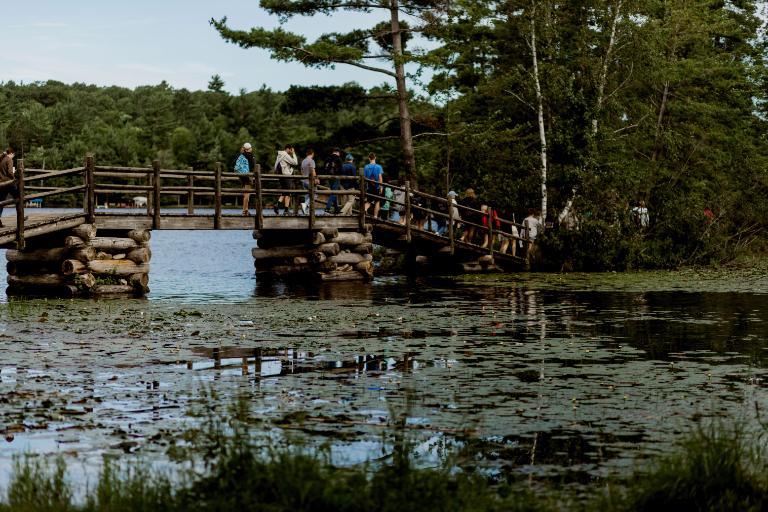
[2,0,429,93]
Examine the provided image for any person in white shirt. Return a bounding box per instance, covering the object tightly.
[273,144,298,214]
[523,208,542,241]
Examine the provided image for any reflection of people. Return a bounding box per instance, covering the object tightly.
[0,147,20,227]
[274,144,298,214]
[234,142,254,215]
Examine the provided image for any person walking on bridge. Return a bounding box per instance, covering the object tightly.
[234,142,254,215]
[0,148,20,227]
[364,153,384,218]
[274,144,298,215]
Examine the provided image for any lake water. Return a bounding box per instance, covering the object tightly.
[0,230,765,485]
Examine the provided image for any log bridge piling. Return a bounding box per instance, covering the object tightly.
[0,156,528,297]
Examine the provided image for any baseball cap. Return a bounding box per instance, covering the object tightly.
[448,190,458,197]
[243,142,252,149]
[345,153,354,161]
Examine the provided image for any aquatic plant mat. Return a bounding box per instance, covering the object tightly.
[1,414,766,512]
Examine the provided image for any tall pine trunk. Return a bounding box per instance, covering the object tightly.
[390,0,416,185]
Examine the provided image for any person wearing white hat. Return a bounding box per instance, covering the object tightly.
[234,142,255,215]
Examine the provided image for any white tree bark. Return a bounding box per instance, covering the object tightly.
[530,1,548,224]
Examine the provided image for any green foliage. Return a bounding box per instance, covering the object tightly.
[620,424,768,512]
[424,0,768,268]
[1,415,766,512]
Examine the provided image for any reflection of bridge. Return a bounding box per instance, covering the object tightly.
[0,158,527,296]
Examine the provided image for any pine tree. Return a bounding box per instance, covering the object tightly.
[210,0,445,184]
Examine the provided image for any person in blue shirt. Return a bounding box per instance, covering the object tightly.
[363,153,384,218]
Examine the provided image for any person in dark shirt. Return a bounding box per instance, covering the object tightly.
[339,154,357,215]
[323,148,343,214]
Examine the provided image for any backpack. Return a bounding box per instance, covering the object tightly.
[324,159,338,176]
[234,154,249,174]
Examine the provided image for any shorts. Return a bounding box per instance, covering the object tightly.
[279,177,293,191]
[238,175,251,188]
[366,184,381,197]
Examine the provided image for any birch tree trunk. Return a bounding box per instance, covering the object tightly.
[390,0,416,186]
[530,1,548,224]
[561,0,622,225]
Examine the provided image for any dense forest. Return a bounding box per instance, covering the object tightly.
[1,0,767,269]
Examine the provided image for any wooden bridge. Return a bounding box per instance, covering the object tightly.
[0,156,528,295]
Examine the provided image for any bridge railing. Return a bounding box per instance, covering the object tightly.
[361,177,527,258]
[0,158,90,248]
[93,160,264,229]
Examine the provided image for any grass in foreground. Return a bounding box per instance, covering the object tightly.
[0,422,765,512]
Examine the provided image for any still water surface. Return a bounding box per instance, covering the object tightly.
[0,230,765,484]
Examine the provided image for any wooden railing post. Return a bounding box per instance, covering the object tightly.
[15,159,25,250]
[448,193,455,255]
[85,155,95,224]
[358,170,366,230]
[187,168,194,214]
[309,172,316,231]
[254,164,263,230]
[214,162,222,229]
[404,181,411,243]
[146,167,153,218]
[152,160,161,229]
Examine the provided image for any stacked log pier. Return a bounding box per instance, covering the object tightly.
[253,228,374,281]
[6,225,151,298]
